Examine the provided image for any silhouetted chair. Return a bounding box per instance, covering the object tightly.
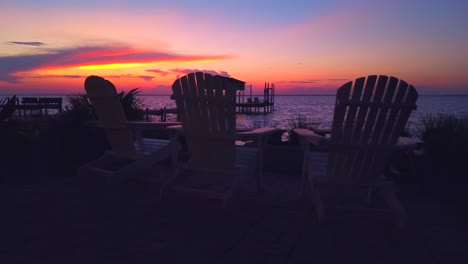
[295,75,418,227]
[160,72,278,206]
[78,76,180,184]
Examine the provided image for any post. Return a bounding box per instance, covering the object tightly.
[272,83,275,111]
[162,107,166,122]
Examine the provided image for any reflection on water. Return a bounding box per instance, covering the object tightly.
[140,95,468,130]
[3,95,468,131]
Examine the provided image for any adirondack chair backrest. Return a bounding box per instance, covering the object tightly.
[172,72,236,172]
[327,75,418,183]
[84,75,137,159]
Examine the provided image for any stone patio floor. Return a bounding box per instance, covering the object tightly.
[1,170,467,264]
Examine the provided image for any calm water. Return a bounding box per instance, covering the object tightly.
[3,95,468,131]
[138,95,468,131]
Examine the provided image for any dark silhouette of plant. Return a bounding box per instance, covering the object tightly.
[417,114,468,205]
[0,95,17,121]
[60,94,94,122]
[286,115,320,144]
[60,88,145,121]
[119,88,145,121]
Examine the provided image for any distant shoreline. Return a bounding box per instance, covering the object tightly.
[2,94,468,97]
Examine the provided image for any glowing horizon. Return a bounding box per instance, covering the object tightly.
[1,0,467,95]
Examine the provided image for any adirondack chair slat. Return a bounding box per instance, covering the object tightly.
[385,80,410,144]
[203,74,217,134]
[365,77,401,182]
[195,72,210,133]
[213,76,227,134]
[358,75,388,181]
[187,73,201,134]
[346,76,378,182]
[328,81,352,182]
[339,78,366,184]
[172,80,188,127]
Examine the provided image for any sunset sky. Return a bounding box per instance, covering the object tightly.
[1,0,467,95]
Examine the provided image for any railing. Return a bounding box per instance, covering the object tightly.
[144,107,179,122]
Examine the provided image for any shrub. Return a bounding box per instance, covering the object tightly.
[417,114,468,205]
[119,88,145,121]
[286,115,320,144]
[0,89,146,184]
[64,89,145,121]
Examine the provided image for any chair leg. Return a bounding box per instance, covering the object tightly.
[256,147,264,195]
[256,169,263,195]
[379,184,407,228]
[224,175,241,208]
[159,172,178,201]
[170,138,181,172]
[309,178,325,224]
[367,186,375,207]
[160,139,182,201]
[298,148,309,199]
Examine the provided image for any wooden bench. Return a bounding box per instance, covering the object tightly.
[17,97,62,117]
[38,97,63,114]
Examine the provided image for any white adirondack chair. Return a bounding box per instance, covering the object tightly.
[160,72,278,207]
[78,75,180,184]
[295,75,418,228]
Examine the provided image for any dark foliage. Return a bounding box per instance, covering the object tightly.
[0,89,145,184]
[118,88,145,121]
[417,114,468,205]
[286,116,320,144]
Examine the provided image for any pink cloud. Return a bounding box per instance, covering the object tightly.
[169,68,231,77]
[146,69,170,76]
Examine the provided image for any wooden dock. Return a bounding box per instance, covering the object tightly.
[236,82,275,114]
[236,101,274,114]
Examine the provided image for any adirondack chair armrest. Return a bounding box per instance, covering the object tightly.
[396,136,422,151]
[102,150,137,161]
[88,150,137,171]
[128,121,181,141]
[127,121,181,130]
[84,120,102,127]
[165,125,184,148]
[165,125,183,135]
[236,127,283,146]
[294,128,327,146]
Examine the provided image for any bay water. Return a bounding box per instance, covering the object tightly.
[3,94,468,134]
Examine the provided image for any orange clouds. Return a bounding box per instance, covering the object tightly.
[0,44,233,83]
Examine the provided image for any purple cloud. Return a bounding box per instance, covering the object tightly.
[7,41,46,46]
